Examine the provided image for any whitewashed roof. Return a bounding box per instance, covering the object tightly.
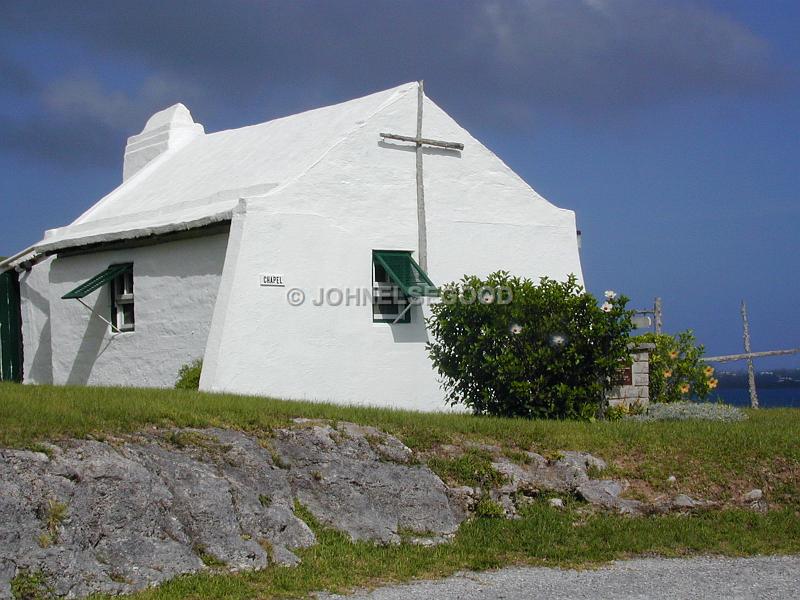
[36,82,417,252]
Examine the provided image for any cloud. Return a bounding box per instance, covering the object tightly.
[0,74,204,166]
[0,0,787,166]
[41,75,203,131]
[474,0,777,111]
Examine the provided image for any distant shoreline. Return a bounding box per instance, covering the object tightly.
[714,368,800,391]
[705,387,799,409]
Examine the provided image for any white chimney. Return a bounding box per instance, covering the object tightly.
[122,103,204,181]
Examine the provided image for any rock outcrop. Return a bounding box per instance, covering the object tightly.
[486,448,644,516]
[0,421,712,599]
[0,422,461,599]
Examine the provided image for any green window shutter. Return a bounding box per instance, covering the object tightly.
[373,251,438,297]
[61,264,132,300]
[0,269,23,382]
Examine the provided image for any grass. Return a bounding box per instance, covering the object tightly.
[2,383,800,598]
[10,568,51,600]
[44,498,68,542]
[193,545,227,569]
[2,383,798,506]
[94,502,800,600]
[427,448,507,488]
[473,497,506,518]
[34,498,68,549]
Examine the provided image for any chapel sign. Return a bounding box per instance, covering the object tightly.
[260,274,285,287]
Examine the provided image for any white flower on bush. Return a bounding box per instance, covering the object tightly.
[600,302,613,313]
[509,323,523,335]
[604,290,617,300]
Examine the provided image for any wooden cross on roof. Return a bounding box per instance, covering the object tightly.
[380,81,463,272]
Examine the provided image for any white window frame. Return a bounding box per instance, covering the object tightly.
[372,257,410,323]
[110,267,135,332]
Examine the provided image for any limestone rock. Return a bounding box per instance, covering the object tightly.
[273,422,462,544]
[576,480,645,515]
[742,489,767,512]
[447,486,479,513]
[558,451,607,473]
[672,494,702,509]
[577,480,624,508]
[486,449,647,516]
[489,450,609,496]
[743,489,763,502]
[0,424,713,599]
[0,424,462,599]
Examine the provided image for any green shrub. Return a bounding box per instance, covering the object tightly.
[427,273,633,419]
[175,359,203,390]
[637,331,716,402]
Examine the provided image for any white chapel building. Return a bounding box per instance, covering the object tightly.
[0,82,583,411]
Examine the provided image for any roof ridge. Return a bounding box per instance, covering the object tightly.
[254,83,416,201]
[35,82,419,250]
[65,83,417,230]
[204,81,417,139]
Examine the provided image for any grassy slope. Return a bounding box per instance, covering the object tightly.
[2,383,798,505]
[121,504,800,600]
[2,383,799,598]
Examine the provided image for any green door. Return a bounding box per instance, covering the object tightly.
[0,269,23,382]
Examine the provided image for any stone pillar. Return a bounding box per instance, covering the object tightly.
[607,343,655,409]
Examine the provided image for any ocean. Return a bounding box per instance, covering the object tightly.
[707,387,800,409]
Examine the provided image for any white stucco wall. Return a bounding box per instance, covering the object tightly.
[45,233,228,387]
[20,256,54,384]
[200,89,583,411]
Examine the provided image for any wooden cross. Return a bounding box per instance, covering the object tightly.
[380,81,463,272]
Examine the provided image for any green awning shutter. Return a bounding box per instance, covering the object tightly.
[62,264,132,300]
[373,251,438,297]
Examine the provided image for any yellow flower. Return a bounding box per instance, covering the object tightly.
[704,366,714,376]
[708,378,718,390]
[669,351,679,359]
[663,370,673,378]
[679,383,690,394]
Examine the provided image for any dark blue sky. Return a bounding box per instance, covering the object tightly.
[1,1,798,365]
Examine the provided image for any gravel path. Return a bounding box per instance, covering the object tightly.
[318,556,800,600]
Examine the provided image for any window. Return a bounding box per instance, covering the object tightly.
[373,258,411,323]
[61,263,134,334]
[371,250,437,324]
[110,266,135,332]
